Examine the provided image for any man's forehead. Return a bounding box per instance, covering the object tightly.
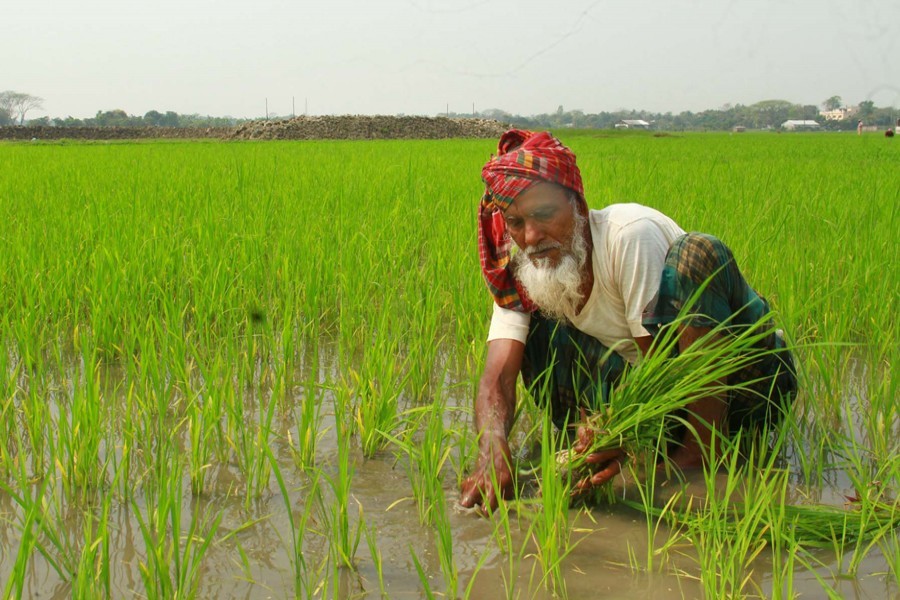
[504,183,570,212]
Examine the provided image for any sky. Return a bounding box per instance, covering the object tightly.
[5,0,900,120]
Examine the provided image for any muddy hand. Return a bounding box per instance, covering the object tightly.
[458,439,513,513]
[574,447,625,491]
[572,422,625,492]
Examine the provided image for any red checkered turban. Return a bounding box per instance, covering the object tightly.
[478,129,584,312]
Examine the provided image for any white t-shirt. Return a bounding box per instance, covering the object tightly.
[487,203,685,364]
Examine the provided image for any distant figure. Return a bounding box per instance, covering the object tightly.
[857,120,863,135]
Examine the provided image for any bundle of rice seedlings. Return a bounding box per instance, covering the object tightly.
[555,295,782,485]
[622,497,900,549]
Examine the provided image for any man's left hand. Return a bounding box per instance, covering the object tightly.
[571,422,625,492]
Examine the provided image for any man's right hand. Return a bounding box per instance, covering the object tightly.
[459,337,524,513]
[458,435,513,512]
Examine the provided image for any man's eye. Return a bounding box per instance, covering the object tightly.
[506,218,523,229]
[532,208,557,221]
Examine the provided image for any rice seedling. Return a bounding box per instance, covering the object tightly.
[362,514,388,598]
[267,445,326,599]
[133,451,223,599]
[319,386,362,570]
[524,406,574,597]
[350,307,409,458]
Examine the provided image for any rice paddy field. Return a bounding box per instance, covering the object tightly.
[0,130,897,599]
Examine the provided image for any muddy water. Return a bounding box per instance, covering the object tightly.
[0,360,897,599]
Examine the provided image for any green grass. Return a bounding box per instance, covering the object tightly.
[0,132,897,598]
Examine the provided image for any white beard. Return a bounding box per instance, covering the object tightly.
[511,210,589,322]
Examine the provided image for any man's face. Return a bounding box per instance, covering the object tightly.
[502,182,579,267]
[504,182,590,322]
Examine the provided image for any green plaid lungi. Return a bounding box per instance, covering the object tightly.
[520,232,797,432]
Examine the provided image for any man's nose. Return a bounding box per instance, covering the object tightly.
[523,219,544,248]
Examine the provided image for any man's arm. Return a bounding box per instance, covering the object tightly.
[458,338,524,511]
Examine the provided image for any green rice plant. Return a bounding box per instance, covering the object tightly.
[186,390,212,497]
[1,472,78,592]
[361,513,387,599]
[350,309,409,458]
[20,366,49,481]
[408,544,437,600]
[0,391,17,481]
[674,435,772,600]
[523,406,573,598]
[431,485,459,599]
[318,388,362,570]
[292,381,325,472]
[267,446,326,599]
[71,498,113,599]
[404,284,445,401]
[626,454,688,575]
[133,453,223,599]
[54,339,109,502]
[486,499,527,600]
[385,394,454,526]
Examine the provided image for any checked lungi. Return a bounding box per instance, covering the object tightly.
[520,233,798,433]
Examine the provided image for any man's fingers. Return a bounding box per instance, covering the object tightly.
[459,476,483,508]
[480,483,499,515]
[585,448,624,465]
[590,460,621,486]
[573,425,594,453]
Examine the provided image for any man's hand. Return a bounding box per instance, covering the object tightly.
[459,435,513,512]
[459,338,523,513]
[571,422,625,493]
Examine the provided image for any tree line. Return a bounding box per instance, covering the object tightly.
[456,98,899,132]
[3,89,897,131]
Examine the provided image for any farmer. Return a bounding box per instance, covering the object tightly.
[459,130,797,511]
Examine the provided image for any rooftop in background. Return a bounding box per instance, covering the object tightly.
[819,107,858,121]
[782,120,822,130]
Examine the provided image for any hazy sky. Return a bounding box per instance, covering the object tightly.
[5,0,899,119]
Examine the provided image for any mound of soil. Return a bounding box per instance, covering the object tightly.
[229,115,510,141]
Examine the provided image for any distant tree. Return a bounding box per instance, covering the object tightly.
[161,111,179,127]
[28,116,50,126]
[94,109,132,126]
[747,99,794,128]
[52,116,84,127]
[823,95,842,111]
[857,100,875,121]
[144,110,164,126]
[0,107,11,126]
[0,91,45,124]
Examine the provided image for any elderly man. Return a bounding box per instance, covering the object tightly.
[459,130,796,511]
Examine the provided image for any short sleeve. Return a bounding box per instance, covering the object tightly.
[613,220,672,338]
[487,302,531,344]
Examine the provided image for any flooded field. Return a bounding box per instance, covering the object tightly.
[0,132,897,598]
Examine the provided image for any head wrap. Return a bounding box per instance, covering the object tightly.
[478,129,584,312]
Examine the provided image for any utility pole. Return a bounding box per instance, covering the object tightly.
[446,103,449,117]
[472,102,475,118]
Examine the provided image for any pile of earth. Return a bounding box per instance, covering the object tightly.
[230,115,510,140]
